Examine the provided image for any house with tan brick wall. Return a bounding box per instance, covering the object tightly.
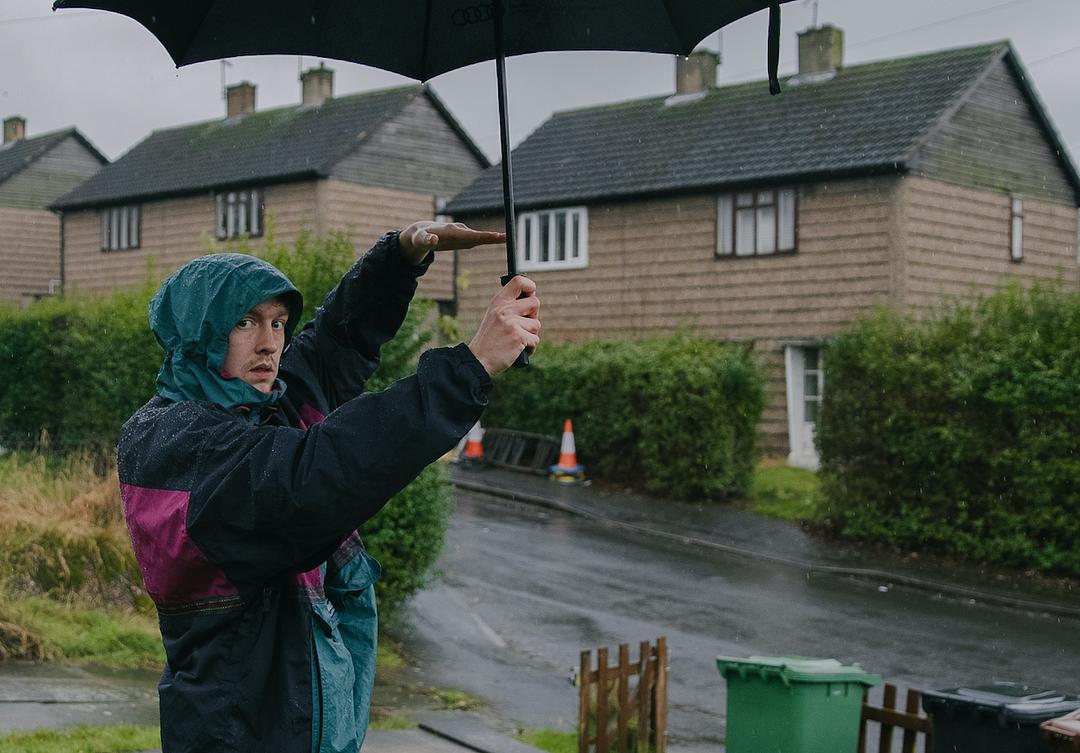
[51,65,488,308]
[445,28,1080,469]
[0,117,106,306]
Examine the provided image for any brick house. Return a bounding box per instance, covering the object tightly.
[445,28,1080,468]
[0,117,106,306]
[52,66,488,307]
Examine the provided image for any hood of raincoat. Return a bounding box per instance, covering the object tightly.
[148,253,303,414]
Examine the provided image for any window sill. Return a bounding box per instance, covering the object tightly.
[518,260,589,272]
[715,249,798,261]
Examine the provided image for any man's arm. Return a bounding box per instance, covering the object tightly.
[280,231,426,414]
[280,223,507,415]
[187,344,491,584]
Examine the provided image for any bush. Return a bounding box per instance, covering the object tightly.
[817,283,1080,575]
[483,335,764,500]
[359,464,453,620]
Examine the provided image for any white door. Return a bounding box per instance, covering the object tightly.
[785,346,823,470]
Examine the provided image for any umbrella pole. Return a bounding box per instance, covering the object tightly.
[493,0,530,367]
[493,0,517,276]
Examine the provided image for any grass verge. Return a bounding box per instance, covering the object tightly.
[0,598,163,668]
[0,724,159,753]
[746,460,820,522]
[517,728,577,753]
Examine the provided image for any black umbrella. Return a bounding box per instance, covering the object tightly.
[53,0,794,363]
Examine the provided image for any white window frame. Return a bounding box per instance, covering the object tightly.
[100,205,141,252]
[717,187,797,258]
[1010,194,1024,263]
[215,187,264,240]
[516,207,588,272]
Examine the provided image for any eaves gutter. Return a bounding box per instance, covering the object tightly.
[446,163,909,218]
[49,169,325,212]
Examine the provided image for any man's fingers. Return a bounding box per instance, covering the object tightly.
[498,275,536,300]
[515,316,542,334]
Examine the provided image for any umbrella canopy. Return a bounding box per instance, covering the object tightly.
[52,1,793,81]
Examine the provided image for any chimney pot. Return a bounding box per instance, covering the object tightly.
[798,25,844,76]
[226,82,256,118]
[675,50,720,96]
[301,63,334,106]
[3,116,26,144]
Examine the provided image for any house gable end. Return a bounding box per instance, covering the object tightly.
[0,134,107,210]
[329,90,488,202]
[909,49,1079,206]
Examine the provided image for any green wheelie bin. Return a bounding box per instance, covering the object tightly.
[716,655,880,753]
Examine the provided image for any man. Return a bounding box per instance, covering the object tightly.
[118,222,540,753]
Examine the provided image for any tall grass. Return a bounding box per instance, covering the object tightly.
[0,451,155,665]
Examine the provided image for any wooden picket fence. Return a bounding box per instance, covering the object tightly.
[578,638,668,753]
[859,683,934,753]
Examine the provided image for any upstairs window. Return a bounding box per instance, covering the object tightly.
[216,188,263,240]
[1010,195,1024,263]
[717,188,796,257]
[100,205,141,251]
[516,207,588,271]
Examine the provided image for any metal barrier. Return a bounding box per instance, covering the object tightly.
[481,428,560,475]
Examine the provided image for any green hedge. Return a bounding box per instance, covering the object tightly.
[0,230,452,616]
[482,336,764,500]
[817,283,1080,575]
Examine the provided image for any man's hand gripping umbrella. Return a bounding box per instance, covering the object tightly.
[399,220,540,375]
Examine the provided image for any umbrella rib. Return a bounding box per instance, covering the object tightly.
[659,0,690,52]
[174,0,219,66]
[419,0,433,80]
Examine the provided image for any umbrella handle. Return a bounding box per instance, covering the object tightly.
[500,273,532,368]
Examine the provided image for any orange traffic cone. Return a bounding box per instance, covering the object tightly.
[550,419,586,483]
[461,420,485,465]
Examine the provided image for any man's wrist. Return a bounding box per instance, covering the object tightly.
[397,227,432,265]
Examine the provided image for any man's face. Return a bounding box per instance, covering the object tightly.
[222,299,290,394]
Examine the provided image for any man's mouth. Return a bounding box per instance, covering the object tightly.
[250,364,275,376]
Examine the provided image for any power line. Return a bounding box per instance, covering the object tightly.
[1028,43,1080,67]
[846,0,1038,52]
[723,0,1041,80]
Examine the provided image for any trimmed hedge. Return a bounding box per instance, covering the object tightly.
[482,336,764,500]
[817,283,1080,576]
[0,230,453,615]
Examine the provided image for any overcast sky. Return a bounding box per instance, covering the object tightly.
[3,0,1079,166]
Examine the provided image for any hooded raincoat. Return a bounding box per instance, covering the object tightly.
[118,232,491,753]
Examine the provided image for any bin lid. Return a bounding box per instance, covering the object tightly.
[1042,709,1080,738]
[921,683,1080,723]
[716,655,881,686]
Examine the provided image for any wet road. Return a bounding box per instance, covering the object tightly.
[401,491,1080,752]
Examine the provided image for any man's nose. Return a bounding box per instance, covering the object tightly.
[255,325,279,353]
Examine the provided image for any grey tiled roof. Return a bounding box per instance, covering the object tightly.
[0,129,78,187]
[53,85,428,210]
[447,43,1008,215]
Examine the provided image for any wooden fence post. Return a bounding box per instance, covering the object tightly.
[654,638,668,753]
[579,650,591,753]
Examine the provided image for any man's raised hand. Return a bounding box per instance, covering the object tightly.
[399,221,506,264]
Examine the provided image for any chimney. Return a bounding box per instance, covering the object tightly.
[798,25,844,75]
[3,116,26,144]
[301,63,334,106]
[226,81,256,118]
[675,50,720,95]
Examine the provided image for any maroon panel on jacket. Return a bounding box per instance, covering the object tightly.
[121,483,239,605]
[298,403,326,429]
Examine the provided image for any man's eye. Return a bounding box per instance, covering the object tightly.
[272,320,286,330]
